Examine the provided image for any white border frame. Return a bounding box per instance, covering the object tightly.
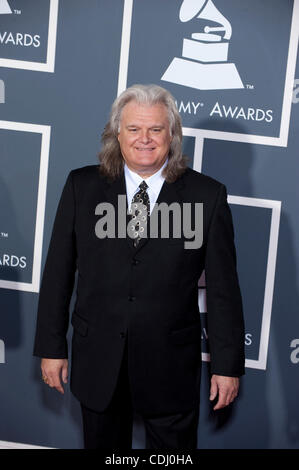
[192,136,282,370]
[117,0,299,146]
[198,193,281,370]
[0,120,51,292]
[228,195,281,370]
[197,193,281,370]
[0,0,59,73]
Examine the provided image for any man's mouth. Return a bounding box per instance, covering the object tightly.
[135,147,155,151]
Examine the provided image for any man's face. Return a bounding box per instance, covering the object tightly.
[117,101,172,176]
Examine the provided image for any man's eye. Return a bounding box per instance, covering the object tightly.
[129,128,137,132]
[152,128,161,132]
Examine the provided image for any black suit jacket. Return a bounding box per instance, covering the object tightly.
[34,165,245,415]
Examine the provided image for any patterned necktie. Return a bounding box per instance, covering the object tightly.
[129,180,150,247]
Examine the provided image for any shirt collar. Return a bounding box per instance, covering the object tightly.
[124,159,168,198]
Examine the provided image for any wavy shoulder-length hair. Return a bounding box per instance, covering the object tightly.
[98,84,188,183]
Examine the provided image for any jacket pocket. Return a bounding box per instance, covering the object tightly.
[71,312,88,337]
[169,322,201,345]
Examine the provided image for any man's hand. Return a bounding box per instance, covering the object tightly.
[41,358,68,394]
[209,374,239,410]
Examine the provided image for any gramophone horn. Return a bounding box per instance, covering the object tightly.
[180,0,209,22]
[180,0,232,41]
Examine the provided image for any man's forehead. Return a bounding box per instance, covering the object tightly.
[123,101,167,114]
[120,101,169,124]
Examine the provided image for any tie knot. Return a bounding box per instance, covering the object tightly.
[139,180,148,191]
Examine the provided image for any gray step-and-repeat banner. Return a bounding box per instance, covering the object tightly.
[0,0,298,449]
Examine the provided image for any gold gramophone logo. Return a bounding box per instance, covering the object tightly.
[162,0,244,90]
[0,0,12,14]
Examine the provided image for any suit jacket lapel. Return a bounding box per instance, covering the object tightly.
[101,171,127,208]
[101,171,135,252]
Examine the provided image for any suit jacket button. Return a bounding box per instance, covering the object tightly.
[128,296,136,301]
[132,259,139,265]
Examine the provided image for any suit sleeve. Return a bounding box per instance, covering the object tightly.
[205,184,245,377]
[33,171,77,358]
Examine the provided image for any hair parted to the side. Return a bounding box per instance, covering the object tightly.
[98,84,188,183]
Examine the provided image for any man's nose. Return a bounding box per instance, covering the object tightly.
[139,129,151,143]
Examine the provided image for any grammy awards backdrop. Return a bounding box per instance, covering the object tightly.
[0,0,299,449]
